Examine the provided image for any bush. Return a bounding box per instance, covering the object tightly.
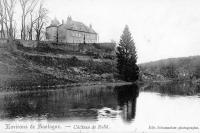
[68,56,81,66]
[84,59,116,74]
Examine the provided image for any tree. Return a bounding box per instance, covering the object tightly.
[27,9,34,40]
[0,0,17,51]
[34,3,48,41]
[116,25,139,82]
[0,0,5,38]
[19,0,38,40]
[160,64,178,79]
[3,0,16,40]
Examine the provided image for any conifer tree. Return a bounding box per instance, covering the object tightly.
[116,25,139,82]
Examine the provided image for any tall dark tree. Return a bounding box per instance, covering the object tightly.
[116,25,139,82]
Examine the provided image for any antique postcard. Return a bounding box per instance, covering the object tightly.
[0,0,200,133]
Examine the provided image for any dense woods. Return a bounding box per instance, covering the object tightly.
[139,56,200,81]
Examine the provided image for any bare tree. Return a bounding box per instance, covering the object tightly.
[0,0,5,38]
[34,3,48,41]
[27,0,39,40]
[0,0,17,52]
[28,11,34,40]
[3,0,16,40]
[19,0,38,40]
[13,21,17,39]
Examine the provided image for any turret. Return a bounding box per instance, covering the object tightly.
[51,17,60,26]
[67,16,72,24]
[89,24,92,29]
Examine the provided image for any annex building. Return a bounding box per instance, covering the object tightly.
[46,16,98,43]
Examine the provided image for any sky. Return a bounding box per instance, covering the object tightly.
[22,0,200,63]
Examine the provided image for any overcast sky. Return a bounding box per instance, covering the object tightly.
[43,0,200,63]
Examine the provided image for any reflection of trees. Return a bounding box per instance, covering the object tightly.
[3,92,52,119]
[114,84,139,122]
[143,81,200,96]
[1,84,141,121]
[1,86,118,120]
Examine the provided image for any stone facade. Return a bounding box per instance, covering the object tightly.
[46,26,57,41]
[46,17,98,43]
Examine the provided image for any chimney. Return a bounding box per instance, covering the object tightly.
[67,16,72,24]
[62,20,65,24]
[89,24,92,29]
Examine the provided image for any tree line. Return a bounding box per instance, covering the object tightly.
[0,0,48,42]
[139,56,200,80]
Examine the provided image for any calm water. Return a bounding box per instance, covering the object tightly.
[0,82,200,132]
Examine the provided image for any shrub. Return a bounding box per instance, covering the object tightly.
[83,59,116,74]
[68,56,81,66]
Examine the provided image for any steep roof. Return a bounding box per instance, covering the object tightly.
[47,16,97,34]
[60,20,97,34]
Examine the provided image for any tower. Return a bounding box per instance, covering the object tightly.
[67,16,72,24]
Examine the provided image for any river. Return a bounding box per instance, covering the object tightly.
[0,82,200,133]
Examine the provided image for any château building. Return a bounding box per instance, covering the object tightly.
[46,16,98,43]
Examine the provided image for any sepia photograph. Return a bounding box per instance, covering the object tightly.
[0,0,200,133]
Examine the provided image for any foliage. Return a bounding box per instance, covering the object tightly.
[22,53,117,75]
[68,56,80,66]
[159,64,178,79]
[116,25,139,82]
[93,43,116,52]
[140,56,200,80]
[84,58,116,74]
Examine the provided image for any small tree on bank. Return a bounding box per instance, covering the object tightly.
[116,25,139,82]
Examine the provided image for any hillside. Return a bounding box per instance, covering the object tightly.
[0,41,121,91]
[139,56,200,82]
[0,46,73,91]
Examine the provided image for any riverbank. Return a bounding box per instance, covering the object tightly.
[139,80,200,96]
[0,42,130,91]
[0,81,133,95]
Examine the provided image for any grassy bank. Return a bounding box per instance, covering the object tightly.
[0,42,125,91]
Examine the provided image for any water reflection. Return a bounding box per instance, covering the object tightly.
[115,84,139,122]
[0,84,139,122]
[141,81,200,96]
